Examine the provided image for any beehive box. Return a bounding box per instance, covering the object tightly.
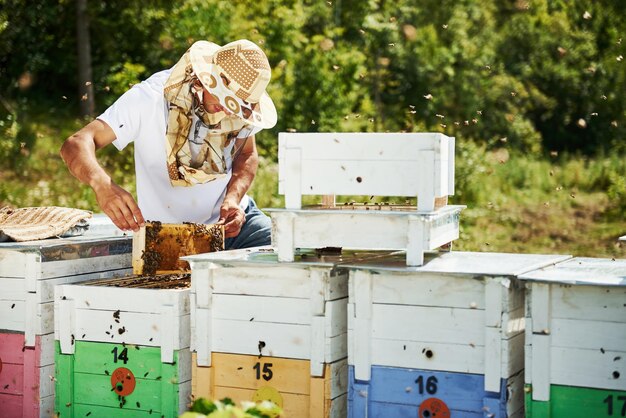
[345,251,571,418]
[520,257,626,418]
[54,274,192,418]
[53,221,223,418]
[0,227,132,418]
[184,247,385,418]
[268,132,463,267]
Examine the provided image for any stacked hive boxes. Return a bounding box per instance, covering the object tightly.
[185,248,376,418]
[345,251,570,418]
[267,132,463,267]
[0,228,132,418]
[54,274,192,418]
[53,222,222,418]
[521,258,626,418]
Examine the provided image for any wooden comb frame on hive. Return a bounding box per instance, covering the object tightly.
[131,221,224,275]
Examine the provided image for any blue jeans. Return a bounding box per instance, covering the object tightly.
[224,197,272,250]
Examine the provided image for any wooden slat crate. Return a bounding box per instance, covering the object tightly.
[520,257,626,418]
[0,233,132,418]
[277,132,455,212]
[345,251,571,418]
[268,132,463,266]
[54,274,192,418]
[184,247,378,418]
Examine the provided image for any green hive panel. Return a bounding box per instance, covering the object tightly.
[55,341,185,418]
[525,384,626,418]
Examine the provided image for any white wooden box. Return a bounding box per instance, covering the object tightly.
[54,275,191,362]
[0,234,132,345]
[268,205,463,267]
[54,275,192,417]
[184,247,364,376]
[520,257,626,401]
[346,251,571,389]
[277,132,455,211]
[0,225,131,418]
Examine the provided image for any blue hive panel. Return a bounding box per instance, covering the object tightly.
[348,365,523,418]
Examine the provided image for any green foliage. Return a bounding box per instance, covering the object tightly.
[184,397,281,418]
[103,62,147,105]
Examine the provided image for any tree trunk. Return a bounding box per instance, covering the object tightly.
[76,0,94,118]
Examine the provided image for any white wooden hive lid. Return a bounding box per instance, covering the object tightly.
[519,257,626,286]
[339,251,572,277]
[183,246,395,268]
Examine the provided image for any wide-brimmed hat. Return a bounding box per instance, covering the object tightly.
[188,39,277,129]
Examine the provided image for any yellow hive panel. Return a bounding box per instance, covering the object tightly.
[192,353,345,418]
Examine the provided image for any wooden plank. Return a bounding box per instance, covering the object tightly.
[210,352,312,394]
[530,282,552,401]
[211,319,310,360]
[0,362,24,395]
[531,335,551,401]
[353,365,509,413]
[371,339,484,374]
[371,303,485,345]
[41,254,131,280]
[310,316,325,377]
[56,285,190,315]
[0,332,24,364]
[0,393,22,418]
[353,270,373,381]
[525,384,626,418]
[73,340,165,378]
[58,297,75,355]
[36,268,132,303]
[210,265,313,298]
[292,212,410,250]
[0,300,25,331]
[551,317,626,352]
[485,278,503,392]
[416,150,436,210]
[370,272,485,309]
[550,285,626,322]
[298,160,438,198]
[54,343,74,418]
[406,215,425,265]
[283,147,302,209]
[273,211,297,262]
[72,309,190,349]
[212,294,312,324]
[551,346,626,391]
[0,249,29,278]
[0,278,26,300]
[72,404,159,418]
[279,132,445,160]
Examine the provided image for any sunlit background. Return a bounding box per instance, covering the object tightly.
[0,0,624,257]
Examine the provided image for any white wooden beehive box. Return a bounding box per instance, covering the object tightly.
[0,224,132,418]
[267,132,463,266]
[184,247,390,417]
[54,274,192,417]
[345,251,571,417]
[520,257,626,409]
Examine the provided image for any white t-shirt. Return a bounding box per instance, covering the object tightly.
[98,69,249,224]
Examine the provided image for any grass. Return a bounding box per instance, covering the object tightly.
[1,110,625,259]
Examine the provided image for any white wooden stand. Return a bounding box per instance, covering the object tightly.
[268,205,464,267]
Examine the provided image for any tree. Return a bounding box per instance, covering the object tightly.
[76,0,94,118]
